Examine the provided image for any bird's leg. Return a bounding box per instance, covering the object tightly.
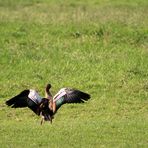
[40,116,44,125]
[40,111,44,125]
[48,115,52,124]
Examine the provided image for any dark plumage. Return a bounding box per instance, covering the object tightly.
[5,84,91,124]
[5,89,53,124]
[64,88,90,103]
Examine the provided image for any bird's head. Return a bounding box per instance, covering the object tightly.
[46,84,51,90]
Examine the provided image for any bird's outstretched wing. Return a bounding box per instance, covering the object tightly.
[6,89,53,123]
[64,88,91,103]
[6,90,30,108]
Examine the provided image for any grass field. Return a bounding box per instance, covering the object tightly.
[0,0,148,147]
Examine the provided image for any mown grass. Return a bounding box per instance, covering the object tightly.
[0,0,148,147]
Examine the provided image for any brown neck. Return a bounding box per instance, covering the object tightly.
[45,84,52,100]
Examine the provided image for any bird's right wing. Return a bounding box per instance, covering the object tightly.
[5,90,30,108]
[64,88,91,103]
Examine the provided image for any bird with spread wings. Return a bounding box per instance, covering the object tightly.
[5,84,91,124]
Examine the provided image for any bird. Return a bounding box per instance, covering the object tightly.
[6,84,91,124]
[5,84,53,124]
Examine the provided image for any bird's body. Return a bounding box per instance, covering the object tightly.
[5,84,91,124]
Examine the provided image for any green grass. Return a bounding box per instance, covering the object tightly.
[0,0,148,147]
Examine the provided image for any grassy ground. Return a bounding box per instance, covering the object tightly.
[0,0,148,147]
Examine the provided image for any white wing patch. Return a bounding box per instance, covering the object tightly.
[53,88,67,102]
[28,89,42,104]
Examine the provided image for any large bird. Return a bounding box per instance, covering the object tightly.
[6,84,91,124]
[5,84,53,124]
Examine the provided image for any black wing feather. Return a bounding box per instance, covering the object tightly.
[6,90,30,108]
[6,89,53,120]
[64,89,90,104]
